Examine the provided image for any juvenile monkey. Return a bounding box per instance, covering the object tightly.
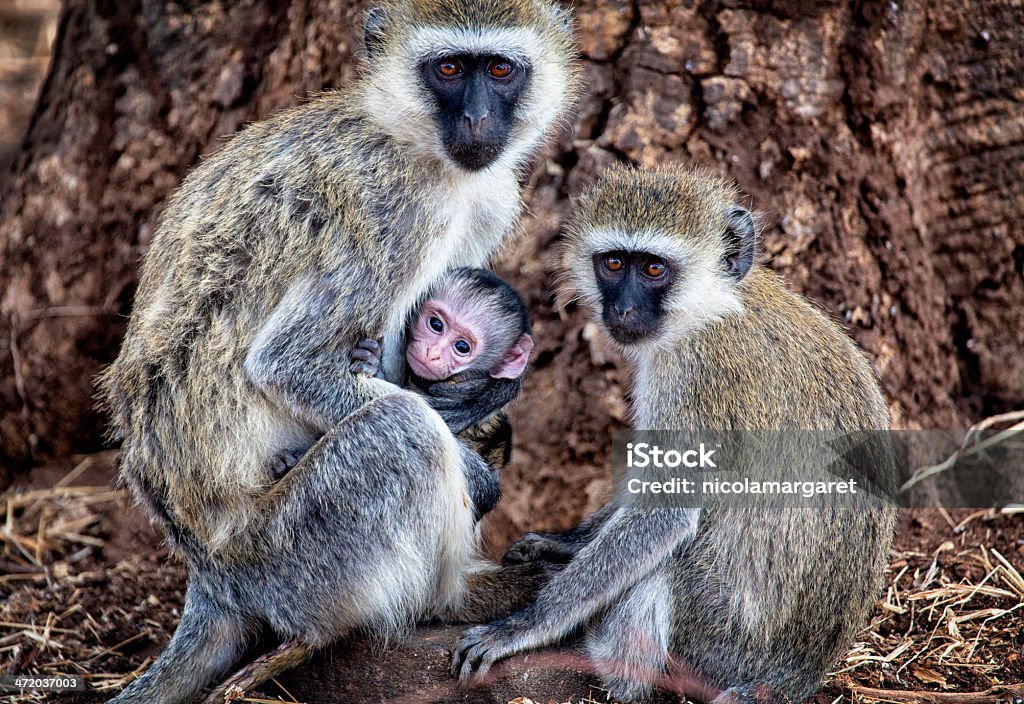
[97,2,578,702]
[453,165,897,704]
[273,267,535,506]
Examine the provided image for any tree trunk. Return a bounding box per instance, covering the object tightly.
[1,1,1022,544]
[0,0,371,476]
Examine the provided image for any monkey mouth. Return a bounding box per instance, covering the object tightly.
[407,354,449,381]
[446,139,505,171]
[606,323,655,345]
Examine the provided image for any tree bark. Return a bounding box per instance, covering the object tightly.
[1,1,1022,545]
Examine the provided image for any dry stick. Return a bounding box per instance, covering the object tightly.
[200,640,312,704]
[902,411,1024,492]
[851,683,1024,703]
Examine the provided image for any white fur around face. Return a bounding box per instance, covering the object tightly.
[362,25,571,175]
[381,165,521,381]
[566,227,744,351]
[405,26,548,62]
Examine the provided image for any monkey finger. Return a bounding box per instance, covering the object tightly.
[355,338,381,352]
[267,456,289,480]
[450,638,473,675]
[453,629,489,678]
[350,361,379,376]
[350,348,375,361]
[473,652,495,679]
[459,645,486,681]
[449,648,464,677]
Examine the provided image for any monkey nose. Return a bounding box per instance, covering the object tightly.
[614,304,634,319]
[464,110,489,137]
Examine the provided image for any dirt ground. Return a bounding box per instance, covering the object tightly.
[1,453,1021,704]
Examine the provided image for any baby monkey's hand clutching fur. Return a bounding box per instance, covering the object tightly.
[349,338,385,378]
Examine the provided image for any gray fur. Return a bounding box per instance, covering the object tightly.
[97,2,579,702]
[454,165,897,704]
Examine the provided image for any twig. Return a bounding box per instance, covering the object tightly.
[903,411,1024,491]
[850,683,1024,702]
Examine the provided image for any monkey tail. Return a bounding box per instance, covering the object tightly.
[107,582,250,704]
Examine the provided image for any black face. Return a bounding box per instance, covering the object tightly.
[422,54,528,171]
[592,251,675,344]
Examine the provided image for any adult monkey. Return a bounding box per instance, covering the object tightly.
[453,165,897,704]
[98,2,578,702]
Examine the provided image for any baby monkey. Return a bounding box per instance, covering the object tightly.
[271,268,534,493]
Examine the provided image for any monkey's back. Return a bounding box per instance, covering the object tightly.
[97,90,433,554]
[645,267,897,700]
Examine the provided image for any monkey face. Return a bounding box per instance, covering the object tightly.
[407,299,485,380]
[421,54,530,170]
[592,251,675,344]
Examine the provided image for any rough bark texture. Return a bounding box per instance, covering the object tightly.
[1,0,1022,548]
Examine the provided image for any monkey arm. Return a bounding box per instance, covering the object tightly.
[455,437,502,522]
[410,372,523,434]
[245,272,396,431]
[458,413,512,471]
[455,412,514,519]
[452,507,700,680]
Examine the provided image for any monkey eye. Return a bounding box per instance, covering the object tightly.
[429,316,444,333]
[453,339,472,355]
[644,258,667,278]
[436,59,463,78]
[488,60,513,79]
[604,255,624,272]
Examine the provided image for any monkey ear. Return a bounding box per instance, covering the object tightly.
[364,7,387,59]
[490,333,535,380]
[723,205,756,281]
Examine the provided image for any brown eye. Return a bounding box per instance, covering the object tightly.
[488,61,512,78]
[645,259,667,278]
[605,255,624,272]
[437,60,462,78]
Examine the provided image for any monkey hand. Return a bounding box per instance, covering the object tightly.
[349,338,384,378]
[450,608,542,682]
[502,532,580,565]
[266,449,304,481]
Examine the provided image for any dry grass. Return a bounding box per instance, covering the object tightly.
[828,512,1024,703]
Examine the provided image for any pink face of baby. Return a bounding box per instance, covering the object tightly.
[406,297,485,380]
[406,295,533,381]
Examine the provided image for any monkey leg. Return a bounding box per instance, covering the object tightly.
[453,508,698,680]
[200,640,312,704]
[107,582,251,704]
[223,391,481,646]
[584,568,671,703]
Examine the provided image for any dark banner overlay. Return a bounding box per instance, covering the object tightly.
[610,430,1023,509]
